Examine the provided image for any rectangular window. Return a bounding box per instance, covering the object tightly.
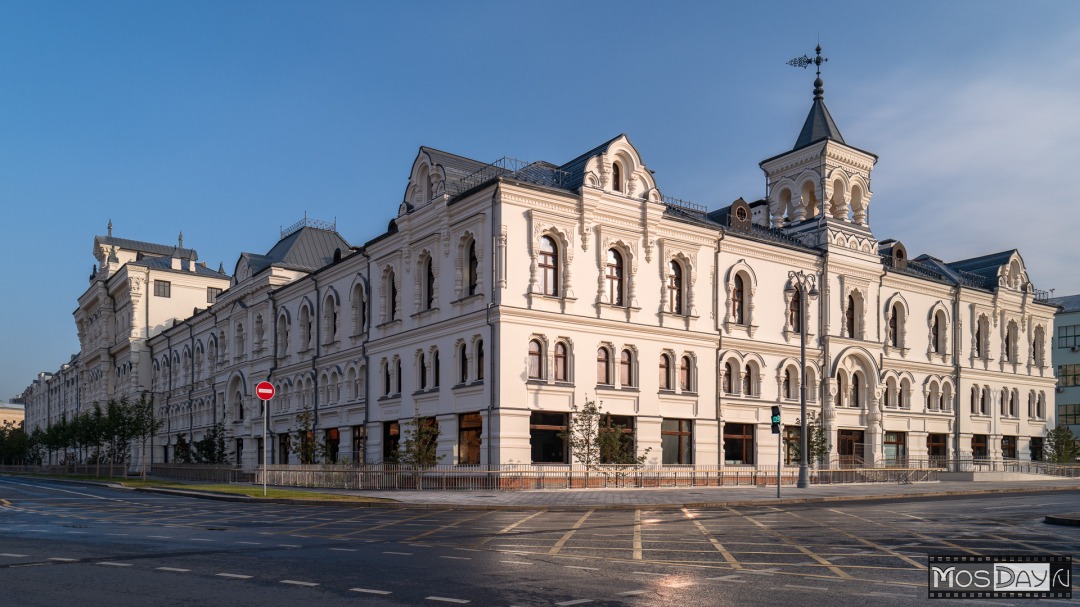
[971,434,988,459]
[663,418,693,465]
[1058,403,1080,425]
[1057,324,1080,349]
[324,428,340,463]
[1030,437,1044,461]
[1001,435,1017,459]
[927,433,948,466]
[883,431,906,465]
[351,425,365,464]
[600,415,636,464]
[530,412,567,463]
[458,413,482,465]
[1058,364,1080,387]
[383,421,400,461]
[154,280,171,298]
[721,422,752,465]
[207,287,222,303]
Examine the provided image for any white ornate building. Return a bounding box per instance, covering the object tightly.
[24,64,1058,470]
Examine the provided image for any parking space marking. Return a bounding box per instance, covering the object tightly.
[281,580,319,587]
[351,588,391,595]
[406,511,493,542]
[683,508,742,570]
[548,510,594,556]
[156,567,190,572]
[216,573,253,579]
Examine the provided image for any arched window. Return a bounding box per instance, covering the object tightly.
[888,303,901,347]
[424,258,436,310]
[352,283,366,335]
[974,316,989,358]
[742,364,753,396]
[323,294,337,343]
[723,360,736,394]
[680,356,692,391]
[667,261,683,314]
[784,367,797,400]
[395,358,402,395]
[467,241,479,296]
[419,352,428,390]
[458,342,469,383]
[476,340,485,381]
[528,340,543,380]
[554,342,568,382]
[388,269,398,322]
[1004,322,1017,363]
[660,354,673,390]
[605,249,624,306]
[932,310,946,354]
[981,388,990,414]
[383,361,391,396]
[276,315,289,358]
[1009,391,1018,417]
[1000,389,1008,416]
[596,348,612,385]
[732,274,745,324]
[971,386,979,414]
[851,374,861,408]
[789,289,801,333]
[612,162,622,192]
[620,349,633,387]
[539,236,559,296]
[432,350,440,388]
[846,295,856,338]
[1037,392,1046,418]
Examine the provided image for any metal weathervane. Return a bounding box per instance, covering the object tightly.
[788,44,828,99]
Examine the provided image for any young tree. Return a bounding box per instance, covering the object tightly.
[560,399,603,468]
[1044,425,1079,464]
[126,395,164,479]
[790,411,829,469]
[560,399,649,478]
[290,408,322,465]
[173,434,193,464]
[194,422,231,465]
[397,408,443,469]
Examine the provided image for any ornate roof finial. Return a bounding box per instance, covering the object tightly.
[178,230,183,248]
[107,219,113,237]
[787,44,829,100]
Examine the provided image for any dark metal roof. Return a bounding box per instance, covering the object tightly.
[557,134,624,191]
[945,250,1017,285]
[129,256,229,277]
[793,98,845,150]
[241,226,351,276]
[421,147,493,185]
[94,235,196,260]
[1048,294,1080,313]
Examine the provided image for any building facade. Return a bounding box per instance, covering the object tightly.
[1049,295,1080,437]
[24,69,1058,470]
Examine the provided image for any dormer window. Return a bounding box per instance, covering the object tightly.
[612,162,623,192]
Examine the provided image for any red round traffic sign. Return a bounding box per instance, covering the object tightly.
[255,381,275,400]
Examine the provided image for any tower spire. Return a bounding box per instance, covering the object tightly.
[107,219,113,237]
[787,44,843,150]
[788,44,829,100]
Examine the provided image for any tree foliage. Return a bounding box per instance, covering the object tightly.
[1044,425,1079,464]
[397,408,443,469]
[193,422,230,465]
[791,411,829,469]
[560,399,650,471]
[290,408,322,465]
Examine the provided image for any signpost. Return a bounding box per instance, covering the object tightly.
[771,406,781,498]
[255,381,275,497]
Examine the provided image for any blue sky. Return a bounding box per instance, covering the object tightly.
[2,1,1079,400]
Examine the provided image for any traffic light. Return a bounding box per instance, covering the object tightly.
[771,406,781,434]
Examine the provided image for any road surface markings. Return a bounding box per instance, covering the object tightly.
[351,588,391,595]
[330,548,358,552]
[836,508,980,556]
[64,531,87,534]
[707,575,746,582]
[500,560,531,565]
[216,573,253,579]
[440,556,472,560]
[617,590,648,596]
[454,548,481,552]
[98,562,132,567]
[548,510,594,556]
[383,551,412,556]
[405,511,494,542]
[190,538,214,542]
[281,580,319,587]
[236,541,262,545]
[731,508,852,579]
[784,584,828,591]
[156,567,190,573]
[555,600,593,606]
[0,554,28,557]
[47,558,78,562]
[342,510,452,538]
[633,571,666,576]
[426,597,470,604]
[682,508,742,570]
[279,544,301,548]
[564,566,598,571]
[148,535,171,539]
[633,510,642,560]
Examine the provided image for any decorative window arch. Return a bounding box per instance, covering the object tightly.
[742,361,759,397]
[416,251,437,312]
[539,235,559,297]
[788,289,802,333]
[844,291,866,339]
[351,280,367,335]
[394,356,402,395]
[431,348,440,388]
[298,303,312,350]
[381,358,391,396]
[620,348,635,387]
[929,306,949,356]
[383,266,399,323]
[679,355,694,392]
[1003,320,1018,363]
[417,351,428,390]
[596,346,612,385]
[475,338,485,381]
[531,227,573,299]
[276,312,290,358]
[667,260,683,315]
[724,262,758,330]
[457,341,469,384]
[554,341,570,382]
[528,339,544,380]
[611,161,623,193]
[660,353,674,391]
[851,372,862,408]
[733,274,746,324]
[1031,325,1046,367]
[974,314,990,359]
[783,366,797,400]
[323,289,339,344]
[604,249,625,306]
[885,295,908,349]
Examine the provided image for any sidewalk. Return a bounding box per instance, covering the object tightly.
[261,478,1080,510]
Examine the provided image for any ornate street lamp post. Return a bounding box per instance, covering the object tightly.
[785,271,819,489]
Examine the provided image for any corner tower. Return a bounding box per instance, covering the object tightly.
[759,46,879,255]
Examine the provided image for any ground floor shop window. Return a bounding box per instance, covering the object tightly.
[459,413,482,465]
[971,434,988,459]
[600,415,636,464]
[1001,435,1017,459]
[279,434,290,464]
[256,437,265,466]
[530,412,567,463]
[351,425,365,463]
[1029,436,1044,461]
[663,419,693,464]
[783,426,799,465]
[383,421,400,461]
[722,422,752,465]
[927,433,947,466]
[883,431,906,465]
[235,438,244,465]
[324,428,340,463]
[837,429,864,465]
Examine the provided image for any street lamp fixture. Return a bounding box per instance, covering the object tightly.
[785,271,818,489]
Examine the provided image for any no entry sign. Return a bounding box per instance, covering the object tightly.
[255,381,275,400]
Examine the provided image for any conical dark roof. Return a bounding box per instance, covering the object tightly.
[794,97,844,150]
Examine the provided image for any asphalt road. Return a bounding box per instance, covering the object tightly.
[0,476,1077,606]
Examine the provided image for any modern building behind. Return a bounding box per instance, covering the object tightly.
[1049,294,1080,437]
[0,404,24,428]
[22,60,1059,470]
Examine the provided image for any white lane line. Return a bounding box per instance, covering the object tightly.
[633,571,666,576]
[65,531,87,535]
[216,573,253,579]
[351,588,392,595]
[564,566,599,571]
[984,505,1027,510]
[784,585,828,591]
[500,560,531,565]
[190,538,214,542]
[98,562,133,567]
[454,548,481,552]
[156,567,191,572]
[555,601,594,606]
[281,580,319,587]
[440,556,472,560]
[0,553,28,557]
[47,558,79,562]
[617,590,648,596]
[426,598,470,604]
[279,544,301,548]
[330,548,358,552]
[707,575,746,582]
[383,551,412,556]
[237,542,262,545]
[105,533,129,537]
[148,535,171,539]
